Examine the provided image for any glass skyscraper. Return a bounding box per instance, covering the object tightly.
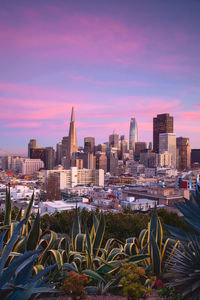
[129,118,138,150]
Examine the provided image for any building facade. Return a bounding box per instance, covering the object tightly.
[129,118,138,151]
[176,137,191,170]
[68,107,78,156]
[20,159,44,175]
[28,139,38,158]
[153,113,173,153]
[159,133,176,168]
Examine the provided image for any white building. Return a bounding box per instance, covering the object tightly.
[156,151,172,168]
[159,133,176,168]
[19,159,44,175]
[39,200,93,215]
[45,167,104,189]
[121,197,157,212]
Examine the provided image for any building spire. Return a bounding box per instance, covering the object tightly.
[71,106,75,122]
[68,106,78,156]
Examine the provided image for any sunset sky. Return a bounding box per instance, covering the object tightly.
[0,0,200,155]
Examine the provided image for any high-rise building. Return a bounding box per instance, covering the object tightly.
[176,137,191,170]
[140,149,156,168]
[95,144,107,153]
[134,142,147,161]
[56,142,63,165]
[129,118,138,151]
[45,147,55,170]
[107,150,118,175]
[191,149,200,164]
[68,107,78,156]
[62,136,69,158]
[159,133,176,168]
[153,113,173,153]
[96,153,107,173]
[84,137,95,153]
[109,132,119,149]
[28,139,38,158]
[30,148,46,168]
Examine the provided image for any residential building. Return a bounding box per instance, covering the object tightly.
[45,167,104,188]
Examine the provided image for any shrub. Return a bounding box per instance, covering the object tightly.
[61,271,88,300]
[120,263,152,300]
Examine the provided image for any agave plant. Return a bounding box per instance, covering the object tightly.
[165,187,200,299]
[0,217,58,300]
[122,205,178,277]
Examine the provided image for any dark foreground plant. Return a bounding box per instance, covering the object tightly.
[166,188,200,299]
[0,217,57,300]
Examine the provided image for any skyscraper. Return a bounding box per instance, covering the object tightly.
[56,142,63,165]
[159,133,176,168]
[109,132,119,149]
[68,107,78,156]
[176,137,191,170]
[28,139,38,157]
[153,113,173,153]
[129,118,138,151]
[84,137,95,153]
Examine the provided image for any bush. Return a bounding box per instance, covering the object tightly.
[120,263,152,300]
[61,271,88,300]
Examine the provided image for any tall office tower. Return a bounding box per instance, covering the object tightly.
[107,150,118,175]
[159,133,176,168]
[45,147,55,170]
[88,153,96,169]
[96,152,107,173]
[84,137,95,153]
[56,142,63,165]
[134,142,147,161]
[176,137,191,170]
[129,118,138,151]
[68,107,78,156]
[140,149,156,168]
[95,144,107,153]
[191,149,200,164]
[30,148,46,168]
[28,139,38,157]
[109,132,119,149]
[121,139,128,156]
[153,113,173,153]
[62,136,69,157]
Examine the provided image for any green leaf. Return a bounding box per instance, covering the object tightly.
[4,188,11,226]
[93,212,105,257]
[26,211,40,251]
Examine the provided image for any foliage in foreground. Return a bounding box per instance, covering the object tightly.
[120,263,152,300]
[0,216,57,300]
[166,188,200,299]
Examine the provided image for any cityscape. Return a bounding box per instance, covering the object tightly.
[0,106,198,213]
[1,0,200,299]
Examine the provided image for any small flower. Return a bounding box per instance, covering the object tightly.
[156,279,164,288]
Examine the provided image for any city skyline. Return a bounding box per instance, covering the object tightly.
[0,0,200,154]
